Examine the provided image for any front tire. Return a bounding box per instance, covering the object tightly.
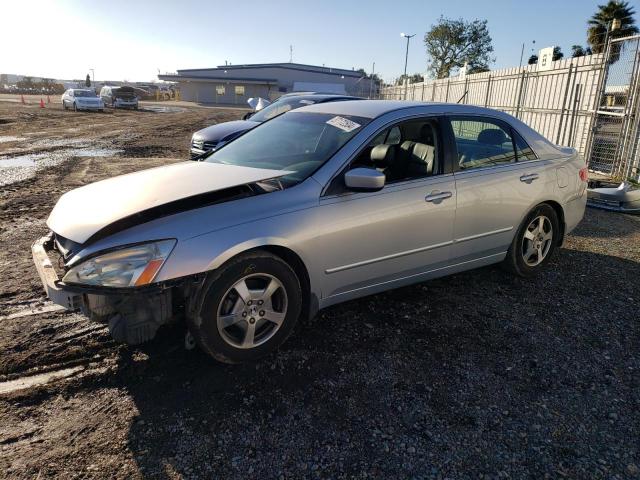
[187,251,302,363]
[503,203,560,277]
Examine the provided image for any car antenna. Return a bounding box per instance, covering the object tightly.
[457,90,468,104]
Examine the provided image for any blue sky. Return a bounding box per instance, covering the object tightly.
[4,0,639,82]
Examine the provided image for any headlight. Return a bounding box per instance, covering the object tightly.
[62,240,176,288]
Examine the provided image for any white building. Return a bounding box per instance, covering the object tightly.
[158,62,375,105]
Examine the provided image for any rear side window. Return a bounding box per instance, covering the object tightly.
[450,117,516,170]
[513,131,537,161]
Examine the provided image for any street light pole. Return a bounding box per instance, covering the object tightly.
[401,33,415,100]
[89,68,95,87]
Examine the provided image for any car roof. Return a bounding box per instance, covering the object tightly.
[294,100,565,157]
[295,99,525,120]
[277,93,359,103]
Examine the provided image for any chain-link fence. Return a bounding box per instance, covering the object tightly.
[587,35,640,180]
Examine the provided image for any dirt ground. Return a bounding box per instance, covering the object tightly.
[0,100,639,479]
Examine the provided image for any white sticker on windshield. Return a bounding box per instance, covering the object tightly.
[299,99,315,105]
[326,116,361,132]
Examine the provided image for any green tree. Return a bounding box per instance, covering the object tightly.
[528,54,538,65]
[85,74,91,87]
[587,1,638,53]
[17,76,34,89]
[396,73,424,85]
[552,46,564,60]
[571,45,593,57]
[424,16,494,79]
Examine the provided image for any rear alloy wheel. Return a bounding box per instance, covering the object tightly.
[188,251,302,363]
[521,216,553,267]
[503,203,559,277]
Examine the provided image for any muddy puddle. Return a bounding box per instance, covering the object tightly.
[0,136,26,143]
[0,147,123,186]
[140,105,186,113]
[0,366,84,395]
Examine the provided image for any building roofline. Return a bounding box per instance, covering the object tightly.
[158,74,278,84]
[175,62,363,79]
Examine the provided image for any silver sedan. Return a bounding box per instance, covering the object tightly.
[32,101,587,363]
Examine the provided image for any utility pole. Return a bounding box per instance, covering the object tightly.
[519,43,525,67]
[369,61,375,99]
[89,68,95,86]
[400,33,415,100]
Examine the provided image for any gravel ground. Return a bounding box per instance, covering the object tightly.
[0,100,639,479]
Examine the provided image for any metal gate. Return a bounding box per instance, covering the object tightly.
[587,35,640,181]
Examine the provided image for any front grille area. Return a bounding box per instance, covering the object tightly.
[191,139,217,151]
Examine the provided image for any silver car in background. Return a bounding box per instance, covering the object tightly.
[61,89,104,112]
[32,101,587,363]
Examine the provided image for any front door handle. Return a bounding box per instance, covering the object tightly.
[425,191,452,203]
[520,173,539,184]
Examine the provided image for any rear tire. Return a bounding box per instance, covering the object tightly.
[187,251,302,363]
[503,203,560,277]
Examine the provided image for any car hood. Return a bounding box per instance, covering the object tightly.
[47,161,291,244]
[193,120,259,142]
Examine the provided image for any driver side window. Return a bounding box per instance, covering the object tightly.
[350,118,441,184]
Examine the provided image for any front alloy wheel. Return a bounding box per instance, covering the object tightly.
[217,273,288,349]
[188,251,302,363]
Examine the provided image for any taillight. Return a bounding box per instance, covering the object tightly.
[579,167,588,182]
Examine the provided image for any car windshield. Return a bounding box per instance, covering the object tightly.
[74,90,95,97]
[250,97,322,123]
[205,111,369,187]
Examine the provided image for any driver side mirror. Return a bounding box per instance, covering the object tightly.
[344,168,385,192]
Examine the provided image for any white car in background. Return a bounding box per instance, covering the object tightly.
[62,89,104,112]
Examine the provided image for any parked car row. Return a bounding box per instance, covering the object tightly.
[33,94,588,364]
[190,93,360,158]
[61,86,139,112]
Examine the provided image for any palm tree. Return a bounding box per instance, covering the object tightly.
[572,45,586,57]
[552,46,564,60]
[587,1,638,53]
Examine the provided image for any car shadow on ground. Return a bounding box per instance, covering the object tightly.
[89,247,639,478]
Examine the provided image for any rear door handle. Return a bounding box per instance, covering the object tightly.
[425,191,452,203]
[520,173,539,183]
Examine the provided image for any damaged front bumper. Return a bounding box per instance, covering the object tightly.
[31,234,178,344]
[31,233,83,310]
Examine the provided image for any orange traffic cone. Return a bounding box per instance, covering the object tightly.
[20,94,25,104]
[39,98,45,108]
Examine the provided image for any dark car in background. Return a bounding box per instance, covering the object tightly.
[189,93,360,158]
[99,85,139,109]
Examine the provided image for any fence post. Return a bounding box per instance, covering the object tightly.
[445,80,450,102]
[431,82,436,101]
[561,68,579,145]
[463,76,469,104]
[421,81,425,101]
[556,63,574,144]
[515,70,526,119]
[484,74,492,107]
[567,83,581,147]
